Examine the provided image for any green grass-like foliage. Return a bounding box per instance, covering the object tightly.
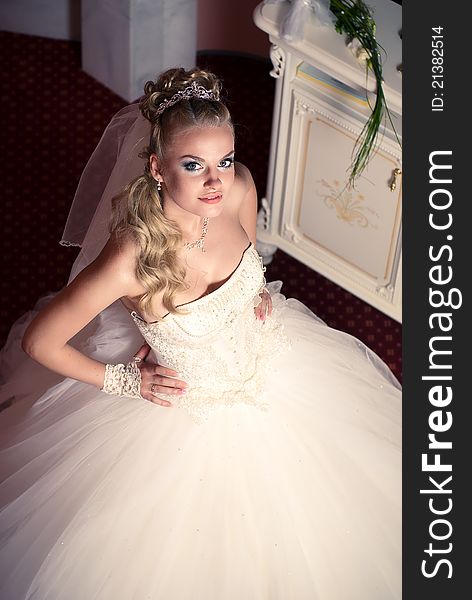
[329,0,401,186]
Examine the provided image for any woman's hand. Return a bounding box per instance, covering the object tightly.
[254,289,272,322]
[133,343,188,407]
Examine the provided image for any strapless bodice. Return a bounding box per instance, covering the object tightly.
[131,245,286,421]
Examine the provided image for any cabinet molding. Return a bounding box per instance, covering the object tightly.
[254,0,402,322]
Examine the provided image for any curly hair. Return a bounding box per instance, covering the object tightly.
[111,67,233,318]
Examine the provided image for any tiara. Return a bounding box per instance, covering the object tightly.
[155,81,219,117]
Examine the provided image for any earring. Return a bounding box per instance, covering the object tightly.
[157,180,162,192]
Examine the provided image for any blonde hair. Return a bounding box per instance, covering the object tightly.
[111,67,233,318]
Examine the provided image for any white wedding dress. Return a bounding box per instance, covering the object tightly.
[0,243,401,599]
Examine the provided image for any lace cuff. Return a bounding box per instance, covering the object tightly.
[102,362,142,398]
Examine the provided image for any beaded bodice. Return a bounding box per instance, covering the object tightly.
[131,245,285,422]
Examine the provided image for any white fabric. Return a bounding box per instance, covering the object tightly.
[264,0,335,42]
[131,245,286,423]
[61,103,149,281]
[0,243,401,599]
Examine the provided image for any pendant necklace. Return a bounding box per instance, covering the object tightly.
[184,217,209,252]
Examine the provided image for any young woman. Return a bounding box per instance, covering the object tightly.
[0,67,401,599]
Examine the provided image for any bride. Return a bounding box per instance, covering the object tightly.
[0,67,401,599]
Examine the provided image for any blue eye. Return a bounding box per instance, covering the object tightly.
[219,157,234,169]
[182,161,202,172]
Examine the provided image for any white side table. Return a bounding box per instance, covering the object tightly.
[254,0,402,322]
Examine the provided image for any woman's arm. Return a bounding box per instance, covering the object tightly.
[22,235,143,389]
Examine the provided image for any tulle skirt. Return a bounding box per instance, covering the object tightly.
[0,284,401,599]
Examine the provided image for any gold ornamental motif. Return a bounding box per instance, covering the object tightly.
[317,179,379,229]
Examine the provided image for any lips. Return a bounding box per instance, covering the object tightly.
[199,193,223,204]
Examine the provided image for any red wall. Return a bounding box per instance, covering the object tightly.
[197,0,270,58]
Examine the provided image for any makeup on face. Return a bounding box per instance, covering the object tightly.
[180,152,235,174]
[157,125,236,219]
[181,153,234,205]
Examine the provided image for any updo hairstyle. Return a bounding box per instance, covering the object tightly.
[140,67,233,166]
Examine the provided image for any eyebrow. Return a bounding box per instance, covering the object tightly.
[179,150,235,162]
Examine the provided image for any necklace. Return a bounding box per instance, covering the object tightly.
[184,217,209,252]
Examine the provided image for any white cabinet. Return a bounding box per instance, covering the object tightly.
[254,0,402,322]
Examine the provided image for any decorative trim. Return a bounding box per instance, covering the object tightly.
[283,230,397,301]
[256,197,271,231]
[375,283,395,302]
[283,223,301,244]
[269,44,286,78]
[294,97,402,162]
[295,101,309,117]
[317,179,379,229]
[59,240,81,247]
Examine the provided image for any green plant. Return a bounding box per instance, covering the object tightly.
[329,0,401,186]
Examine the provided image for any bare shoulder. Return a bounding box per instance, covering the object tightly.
[233,162,257,244]
[83,230,145,296]
[94,230,136,271]
[234,161,255,194]
[227,161,256,211]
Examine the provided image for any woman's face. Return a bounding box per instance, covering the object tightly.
[151,124,235,219]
